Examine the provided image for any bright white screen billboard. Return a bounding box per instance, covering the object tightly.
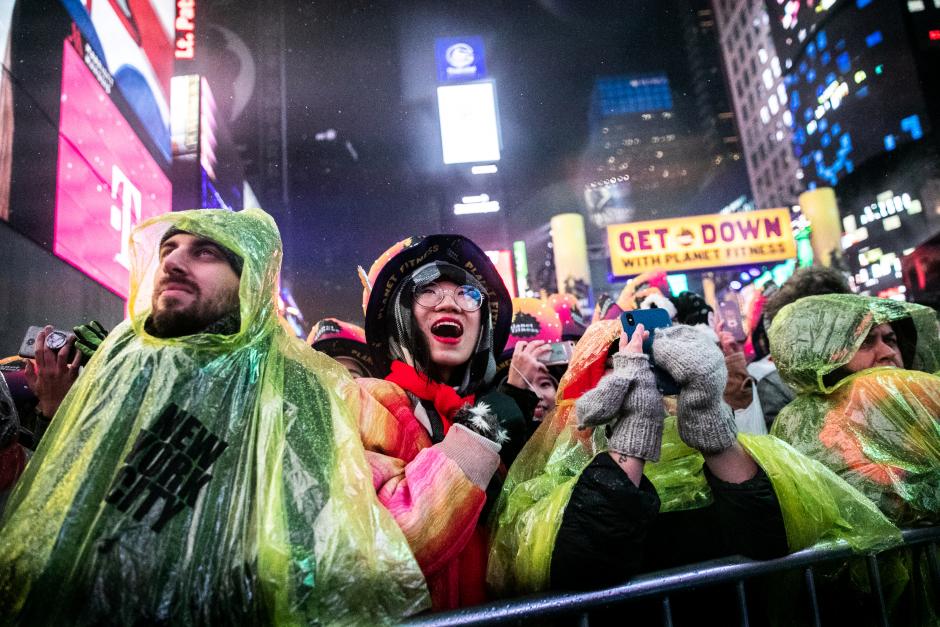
[437,82,501,164]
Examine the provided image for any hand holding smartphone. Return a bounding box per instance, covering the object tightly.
[619,309,680,395]
[18,326,72,359]
[537,341,574,366]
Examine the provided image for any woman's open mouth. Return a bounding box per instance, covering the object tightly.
[431,318,464,345]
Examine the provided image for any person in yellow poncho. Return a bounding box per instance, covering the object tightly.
[0,208,429,625]
[769,293,940,526]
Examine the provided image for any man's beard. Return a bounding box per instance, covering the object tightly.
[148,284,240,338]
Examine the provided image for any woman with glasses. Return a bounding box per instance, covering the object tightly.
[351,235,526,611]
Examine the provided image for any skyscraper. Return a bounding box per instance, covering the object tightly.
[712,0,804,210]
[680,0,742,169]
[761,0,940,296]
[582,74,706,228]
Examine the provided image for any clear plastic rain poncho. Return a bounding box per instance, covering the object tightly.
[488,319,901,597]
[769,294,940,526]
[0,209,429,625]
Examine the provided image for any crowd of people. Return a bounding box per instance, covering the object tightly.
[0,207,937,624]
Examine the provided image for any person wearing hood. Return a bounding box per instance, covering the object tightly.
[0,209,429,624]
[769,293,940,526]
[488,318,902,621]
[355,234,526,611]
[750,267,852,429]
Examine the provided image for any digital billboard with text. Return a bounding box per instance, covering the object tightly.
[54,41,172,298]
[607,209,796,277]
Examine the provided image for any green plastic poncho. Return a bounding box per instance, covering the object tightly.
[0,208,429,625]
[488,320,901,597]
[769,294,940,526]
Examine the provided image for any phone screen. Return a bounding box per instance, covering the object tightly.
[718,299,747,343]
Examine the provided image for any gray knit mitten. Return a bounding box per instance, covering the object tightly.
[652,325,737,454]
[576,352,665,461]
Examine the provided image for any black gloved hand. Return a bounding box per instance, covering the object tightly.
[72,320,109,366]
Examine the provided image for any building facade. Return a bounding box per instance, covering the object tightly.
[712,0,804,210]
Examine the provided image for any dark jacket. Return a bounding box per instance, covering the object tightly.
[551,453,789,591]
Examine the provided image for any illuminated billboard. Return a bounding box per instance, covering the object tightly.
[592,74,673,116]
[485,249,517,298]
[435,36,487,83]
[59,0,175,162]
[0,1,14,222]
[175,0,195,60]
[777,0,930,187]
[607,209,796,277]
[437,81,501,164]
[54,41,172,298]
[765,0,850,71]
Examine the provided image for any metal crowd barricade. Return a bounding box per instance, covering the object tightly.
[403,527,940,627]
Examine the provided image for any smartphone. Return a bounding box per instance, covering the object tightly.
[718,299,747,343]
[18,326,71,359]
[619,309,680,395]
[538,341,574,366]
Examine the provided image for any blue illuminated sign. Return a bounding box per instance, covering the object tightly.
[594,74,673,116]
[780,0,930,188]
[435,37,487,83]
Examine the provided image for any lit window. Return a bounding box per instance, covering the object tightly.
[771,57,781,78]
[758,48,768,64]
[769,94,779,114]
[777,83,787,105]
[762,68,773,89]
[760,106,770,124]
[907,0,925,11]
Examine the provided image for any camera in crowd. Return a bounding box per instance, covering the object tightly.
[18,326,72,360]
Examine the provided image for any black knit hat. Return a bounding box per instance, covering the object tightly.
[671,291,714,326]
[160,227,244,276]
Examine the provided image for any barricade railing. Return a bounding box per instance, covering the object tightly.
[403,527,940,627]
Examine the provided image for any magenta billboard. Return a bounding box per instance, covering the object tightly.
[54,41,172,298]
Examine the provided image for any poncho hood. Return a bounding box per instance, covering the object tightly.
[769,294,940,394]
[129,208,281,352]
[769,295,940,526]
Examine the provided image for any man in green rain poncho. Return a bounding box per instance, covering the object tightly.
[0,208,429,625]
[769,293,940,526]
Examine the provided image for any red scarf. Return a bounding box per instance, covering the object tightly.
[385,361,475,431]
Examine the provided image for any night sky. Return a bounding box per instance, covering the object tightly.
[215,1,710,328]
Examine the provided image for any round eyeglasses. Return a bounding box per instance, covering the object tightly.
[413,283,485,312]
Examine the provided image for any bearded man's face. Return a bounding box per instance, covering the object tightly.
[150,233,241,338]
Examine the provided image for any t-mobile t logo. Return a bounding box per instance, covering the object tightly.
[110,164,142,270]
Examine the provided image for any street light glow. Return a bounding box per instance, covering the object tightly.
[454,200,500,215]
